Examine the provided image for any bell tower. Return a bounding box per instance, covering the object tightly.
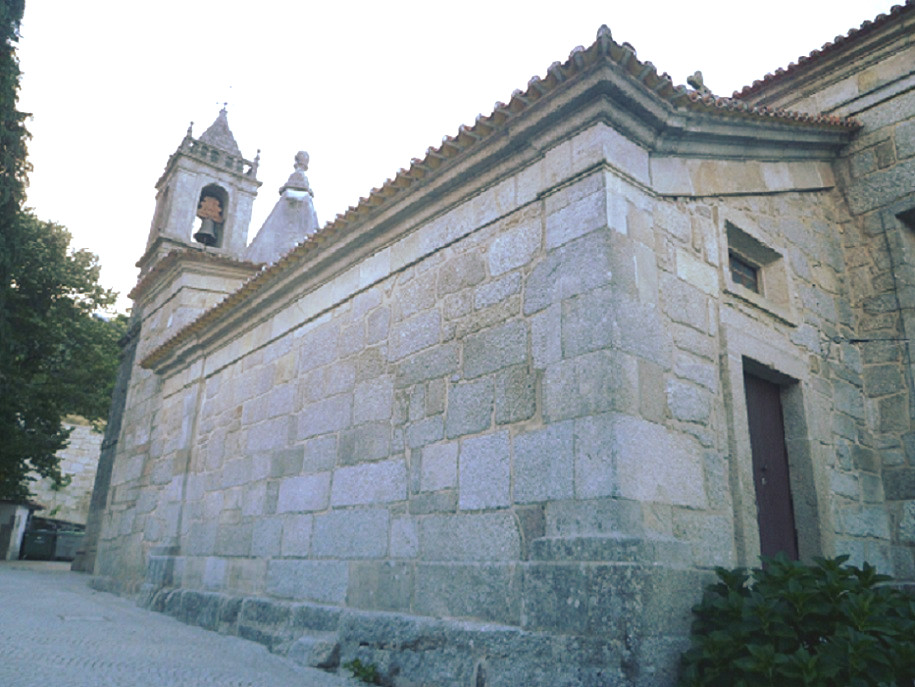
[140,107,261,276]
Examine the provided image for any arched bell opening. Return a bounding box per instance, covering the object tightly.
[194,184,229,248]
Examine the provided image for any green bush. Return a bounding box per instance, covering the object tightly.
[679,554,915,687]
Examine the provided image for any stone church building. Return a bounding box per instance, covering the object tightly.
[80,4,915,684]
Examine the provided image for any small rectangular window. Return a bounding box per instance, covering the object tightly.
[897,207,915,231]
[730,252,759,293]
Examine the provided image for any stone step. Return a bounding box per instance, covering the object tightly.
[544,498,645,537]
[285,630,341,669]
[529,534,691,565]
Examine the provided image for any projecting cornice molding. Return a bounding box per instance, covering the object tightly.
[140,25,860,374]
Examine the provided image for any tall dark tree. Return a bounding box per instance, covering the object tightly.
[0,0,28,285]
[0,2,125,500]
[0,213,126,500]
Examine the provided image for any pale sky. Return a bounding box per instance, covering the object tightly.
[17,0,899,313]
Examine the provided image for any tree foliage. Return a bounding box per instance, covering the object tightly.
[1,214,126,500]
[0,1,126,500]
[679,555,915,687]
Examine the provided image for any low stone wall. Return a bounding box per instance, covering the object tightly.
[118,538,709,687]
[31,419,102,526]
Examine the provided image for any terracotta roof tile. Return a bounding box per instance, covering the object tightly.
[130,249,260,301]
[140,24,860,370]
[733,1,915,99]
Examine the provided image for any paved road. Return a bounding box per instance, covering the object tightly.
[0,561,359,687]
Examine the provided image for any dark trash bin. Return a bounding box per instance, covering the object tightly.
[53,531,84,561]
[20,530,56,560]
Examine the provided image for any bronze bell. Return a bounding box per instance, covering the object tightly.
[194,218,218,247]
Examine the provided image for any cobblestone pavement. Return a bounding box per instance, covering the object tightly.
[0,561,359,687]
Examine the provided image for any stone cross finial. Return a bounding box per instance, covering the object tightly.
[248,149,261,178]
[279,151,313,196]
[687,70,712,96]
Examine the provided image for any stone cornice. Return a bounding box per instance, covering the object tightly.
[155,136,262,191]
[734,1,915,103]
[130,246,261,305]
[140,25,860,374]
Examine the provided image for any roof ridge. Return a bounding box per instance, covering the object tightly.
[139,25,860,370]
[733,1,915,99]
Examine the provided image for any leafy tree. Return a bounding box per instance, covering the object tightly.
[679,555,915,687]
[0,2,125,500]
[0,0,27,217]
[1,214,125,500]
[1,0,28,314]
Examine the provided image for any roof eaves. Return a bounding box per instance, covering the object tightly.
[733,1,915,99]
[141,25,860,371]
[129,249,261,302]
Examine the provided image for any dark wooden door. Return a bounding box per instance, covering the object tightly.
[743,372,799,560]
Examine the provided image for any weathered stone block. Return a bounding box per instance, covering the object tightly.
[395,343,460,388]
[269,447,305,478]
[312,508,390,559]
[215,522,252,557]
[338,422,391,465]
[523,231,613,315]
[425,378,446,416]
[543,350,637,422]
[330,459,407,507]
[666,380,710,424]
[202,557,227,589]
[286,632,341,669]
[414,563,521,624]
[394,270,437,320]
[513,422,574,504]
[463,320,528,379]
[280,514,313,557]
[676,249,719,296]
[885,468,915,500]
[561,285,614,358]
[296,322,339,373]
[545,498,644,537]
[347,561,414,612]
[545,190,607,249]
[251,517,283,558]
[529,534,690,565]
[488,216,541,276]
[390,516,419,558]
[493,365,536,425]
[445,378,493,438]
[354,347,387,383]
[474,273,522,310]
[366,307,391,344]
[878,393,908,432]
[575,413,707,508]
[246,417,291,452]
[296,394,352,440]
[353,377,394,424]
[276,472,331,513]
[437,252,485,297]
[661,273,708,333]
[674,353,718,393]
[421,442,458,492]
[409,490,458,515]
[531,303,561,369]
[672,511,734,567]
[837,505,891,539]
[388,311,441,361]
[266,559,348,603]
[419,512,520,561]
[459,431,510,510]
[302,435,336,472]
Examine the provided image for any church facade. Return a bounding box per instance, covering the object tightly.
[82,5,915,685]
